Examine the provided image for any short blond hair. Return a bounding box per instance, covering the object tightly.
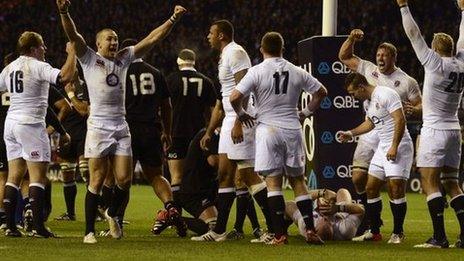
[16,31,43,55]
[377,42,397,59]
[433,33,454,56]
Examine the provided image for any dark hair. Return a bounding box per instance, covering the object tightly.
[261,32,284,56]
[212,19,234,39]
[121,38,137,49]
[16,31,43,55]
[344,72,369,90]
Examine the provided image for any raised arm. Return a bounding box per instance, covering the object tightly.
[338,29,364,71]
[457,0,464,51]
[60,42,77,84]
[397,0,440,70]
[134,6,187,59]
[56,0,87,57]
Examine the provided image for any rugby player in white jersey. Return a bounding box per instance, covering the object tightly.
[339,73,413,244]
[397,0,464,248]
[285,188,365,241]
[192,20,273,242]
[55,0,186,243]
[0,32,76,237]
[339,29,421,237]
[230,32,328,245]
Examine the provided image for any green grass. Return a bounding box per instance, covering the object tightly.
[1,184,463,260]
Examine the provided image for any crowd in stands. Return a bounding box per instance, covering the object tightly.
[0,0,461,84]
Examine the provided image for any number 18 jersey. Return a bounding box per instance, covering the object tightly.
[235,57,323,130]
[125,59,169,124]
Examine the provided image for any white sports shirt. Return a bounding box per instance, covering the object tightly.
[313,211,361,241]
[402,6,464,130]
[235,57,322,130]
[0,56,60,124]
[78,46,135,122]
[366,86,411,144]
[218,41,251,116]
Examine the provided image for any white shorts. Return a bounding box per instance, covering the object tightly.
[218,115,255,160]
[416,126,462,169]
[352,130,379,170]
[369,140,413,181]
[255,124,305,177]
[4,119,50,162]
[84,119,132,158]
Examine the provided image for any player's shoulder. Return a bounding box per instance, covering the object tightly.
[224,42,248,59]
[377,85,400,100]
[395,68,418,85]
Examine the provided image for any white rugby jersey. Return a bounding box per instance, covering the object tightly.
[357,60,421,102]
[78,46,135,121]
[402,6,464,130]
[0,56,60,124]
[313,211,361,241]
[218,41,252,115]
[235,57,322,130]
[366,86,411,144]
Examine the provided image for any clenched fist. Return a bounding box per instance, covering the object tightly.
[349,29,364,42]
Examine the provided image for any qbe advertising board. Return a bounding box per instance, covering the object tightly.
[298,36,364,197]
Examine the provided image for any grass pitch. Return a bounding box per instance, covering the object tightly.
[1,184,463,260]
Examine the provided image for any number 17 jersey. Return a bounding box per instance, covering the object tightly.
[166,68,216,138]
[125,59,169,124]
[235,57,323,130]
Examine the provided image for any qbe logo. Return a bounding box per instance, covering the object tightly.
[321,131,334,144]
[333,96,360,109]
[336,165,353,178]
[322,166,336,179]
[318,62,330,75]
[317,61,351,75]
[320,97,332,109]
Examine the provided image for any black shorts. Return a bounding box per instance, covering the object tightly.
[0,140,7,171]
[129,121,163,167]
[166,137,191,160]
[58,138,85,162]
[177,191,216,218]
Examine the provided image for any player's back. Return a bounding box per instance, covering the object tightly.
[247,58,318,130]
[0,56,58,124]
[125,59,168,124]
[422,52,464,130]
[167,69,216,138]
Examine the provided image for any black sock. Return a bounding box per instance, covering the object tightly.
[171,184,181,208]
[3,184,19,230]
[295,194,315,231]
[358,191,368,206]
[234,188,249,232]
[247,197,260,230]
[63,181,77,216]
[356,191,369,234]
[450,194,464,239]
[366,197,382,234]
[100,185,113,210]
[116,190,130,225]
[43,182,52,222]
[183,217,209,235]
[29,185,46,231]
[427,194,446,240]
[85,189,99,234]
[390,198,407,234]
[213,188,235,234]
[23,196,31,212]
[267,191,286,238]
[108,185,129,217]
[252,187,273,233]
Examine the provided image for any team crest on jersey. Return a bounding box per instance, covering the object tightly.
[372,71,379,78]
[394,80,401,87]
[96,59,105,67]
[30,151,40,159]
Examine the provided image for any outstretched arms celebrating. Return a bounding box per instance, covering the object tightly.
[56,0,87,57]
[134,5,187,59]
[338,29,364,71]
[397,0,440,71]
